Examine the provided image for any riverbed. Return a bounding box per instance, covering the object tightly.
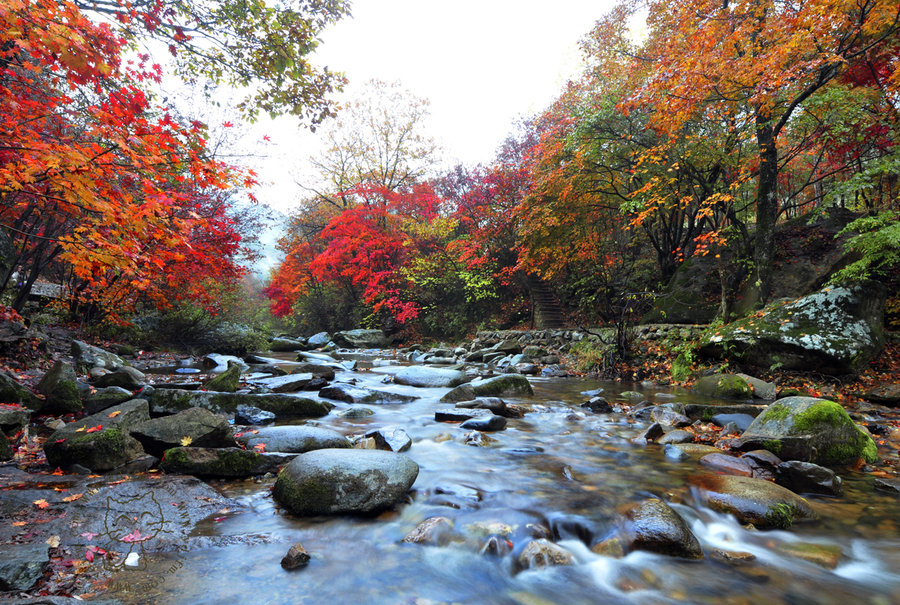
[107,351,900,604]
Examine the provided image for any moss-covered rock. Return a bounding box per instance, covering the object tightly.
[202,360,242,392]
[332,329,390,348]
[691,474,817,529]
[83,386,134,414]
[700,281,886,375]
[0,371,40,409]
[693,374,753,400]
[471,374,533,397]
[736,397,877,465]
[130,407,236,456]
[273,448,418,515]
[159,446,290,477]
[43,399,149,472]
[148,389,333,418]
[36,360,82,414]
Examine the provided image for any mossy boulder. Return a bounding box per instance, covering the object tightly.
[269,336,307,352]
[692,374,753,400]
[440,374,533,403]
[273,448,418,515]
[0,372,39,409]
[83,386,134,414]
[130,407,236,456]
[700,281,886,375]
[148,389,333,418]
[36,360,82,414]
[0,405,28,434]
[202,360,242,392]
[91,366,147,390]
[71,340,126,371]
[691,474,817,529]
[159,446,292,477]
[43,399,149,472]
[736,396,877,465]
[332,329,390,348]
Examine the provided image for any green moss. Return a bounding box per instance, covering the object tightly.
[792,400,848,432]
[762,439,783,454]
[671,351,693,382]
[273,470,333,514]
[213,449,260,476]
[821,430,877,465]
[757,403,790,424]
[71,426,121,446]
[764,503,796,529]
[161,447,189,466]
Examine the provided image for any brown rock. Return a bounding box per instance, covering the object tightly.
[700,453,755,477]
[402,517,454,546]
[281,542,311,570]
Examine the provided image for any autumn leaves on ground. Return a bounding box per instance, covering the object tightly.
[1,0,899,601]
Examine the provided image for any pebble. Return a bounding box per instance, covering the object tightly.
[281,543,311,570]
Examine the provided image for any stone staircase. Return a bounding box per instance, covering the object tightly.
[528,276,565,329]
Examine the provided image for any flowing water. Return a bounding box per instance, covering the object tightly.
[110,352,900,604]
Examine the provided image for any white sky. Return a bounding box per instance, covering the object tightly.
[249,0,615,214]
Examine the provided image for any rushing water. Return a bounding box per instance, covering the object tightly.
[110,351,900,604]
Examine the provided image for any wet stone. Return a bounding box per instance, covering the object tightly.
[658,430,695,445]
[460,415,507,432]
[632,423,664,445]
[0,544,49,591]
[336,406,375,419]
[625,498,703,559]
[402,516,455,546]
[650,407,692,428]
[775,461,843,497]
[364,426,412,452]
[234,405,276,425]
[700,453,755,477]
[281,542,311,570]
[516,539,574,570]
[581,396,612,413]
[435,407,493,423]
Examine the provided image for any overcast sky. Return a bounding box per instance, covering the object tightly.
[247,0,615,214]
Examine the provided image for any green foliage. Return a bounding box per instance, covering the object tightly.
[829,211,900,283]
[570,339,614,372]
[765,503,796,530]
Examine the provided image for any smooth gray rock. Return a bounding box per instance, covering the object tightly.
[236,425,350,453]
[392,366,468,388]
[460,415,507,432]
[0,544,49,591]
[307,332,332,347]
[318,384,417,404]
[711,413,756,432]
[71,340,125,371]
[234,405,276,425]
[691,474,817,529]
[149,389,333,419]
[253,373,320,392]
[160,446,292,477]
[272,448,419,515]
[83,386,134,414]
[364,426,412,452]
[269,336,306,352]
[0,371,40,408]
[737,374,778,400]
[516,539,573,570]
[91,366,147,390]
[332,329,390,348]
[0,406,29,434]
[775,460,843,497]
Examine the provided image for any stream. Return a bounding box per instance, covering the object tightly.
[106,350,900,604]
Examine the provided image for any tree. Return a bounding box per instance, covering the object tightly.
[73,0,350,123]
[625,0,900,302]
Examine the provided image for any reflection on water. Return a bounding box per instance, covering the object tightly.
[109,352,900,604]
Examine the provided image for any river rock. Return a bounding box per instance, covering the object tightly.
[364,426,412,452]
[0,406,28,434]
[581,396,612,413]
[336,406,375,419]
[43,400,149,472]
[253,373,321,392]
[691,474,817,529]
[516,539,574,570]
[658,430,695,445]
[403,516,455,546]
[456,397,511,416]
[0,371,39,409]
[203,354,250,373]
[0,428,11,461]
[160,447,292,477]
[669,443,723,458]
[632,423,664,445]
[460,415,507,432]
[0,544,49,591]
[393,366,468,388]
[775,542,844,569]
[735,397,877,464]
[72,340,126,371]
[36,360,82,414]
[307,332,331,347]
[625,498,703,559]
[683,403,766,422]
[237,425,350,453]
[699,282,886,374]
[130,407,235,456]
[435,408,494,423]
[318,384,417,404]
[775,460,843,496]
[862,384,900,406]
[650,407,691,428]
[693,374,753,400]
[92,366,147,390]
[711,413,755,432]
[281,542,311,570]
[441,374,533,403]
[83,386,134,414]
[699,453,754,477]
[332,329,390,348]
[270,336,306,352]
[234,405,276,425]
[292,363,336,380]
[149,389,333,418]
[202,360,242,392]
[736,374,777,400]
[272,449,419,515]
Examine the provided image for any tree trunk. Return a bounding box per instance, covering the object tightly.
[754,116,779,304]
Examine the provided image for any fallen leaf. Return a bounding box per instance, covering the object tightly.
[33,499,49,509]
[75,427,86,433]
[107,410,122,418]
[85,425,103,433]
[63,493,83,502]
[180,435,193,446]
[12,521,26,527]
[81,532,99,541]
[46,535,60,548]
[253,443,266,453]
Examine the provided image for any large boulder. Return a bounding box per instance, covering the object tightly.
[159,447,292,477]
[272,448,418,515]
[202,360,242,392]
[235,425,350,453]
[735,397,877,465]
[71,340,126,371]
[391,366,468,388]
[148,389,333,418]
[43,400,149,472]
[691,474,817,529]
[0,544,49,591]
[624,498,703,559]
[36,360,82,414]
[91,366,147,390]
[692,374,753,400]
[252,373,322,392]
[269,336,307,352]
[83,386,134,414]
[332,329,390,349]
[700,282,886,375]
[130,407,236,456]
[318,384,417,404]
